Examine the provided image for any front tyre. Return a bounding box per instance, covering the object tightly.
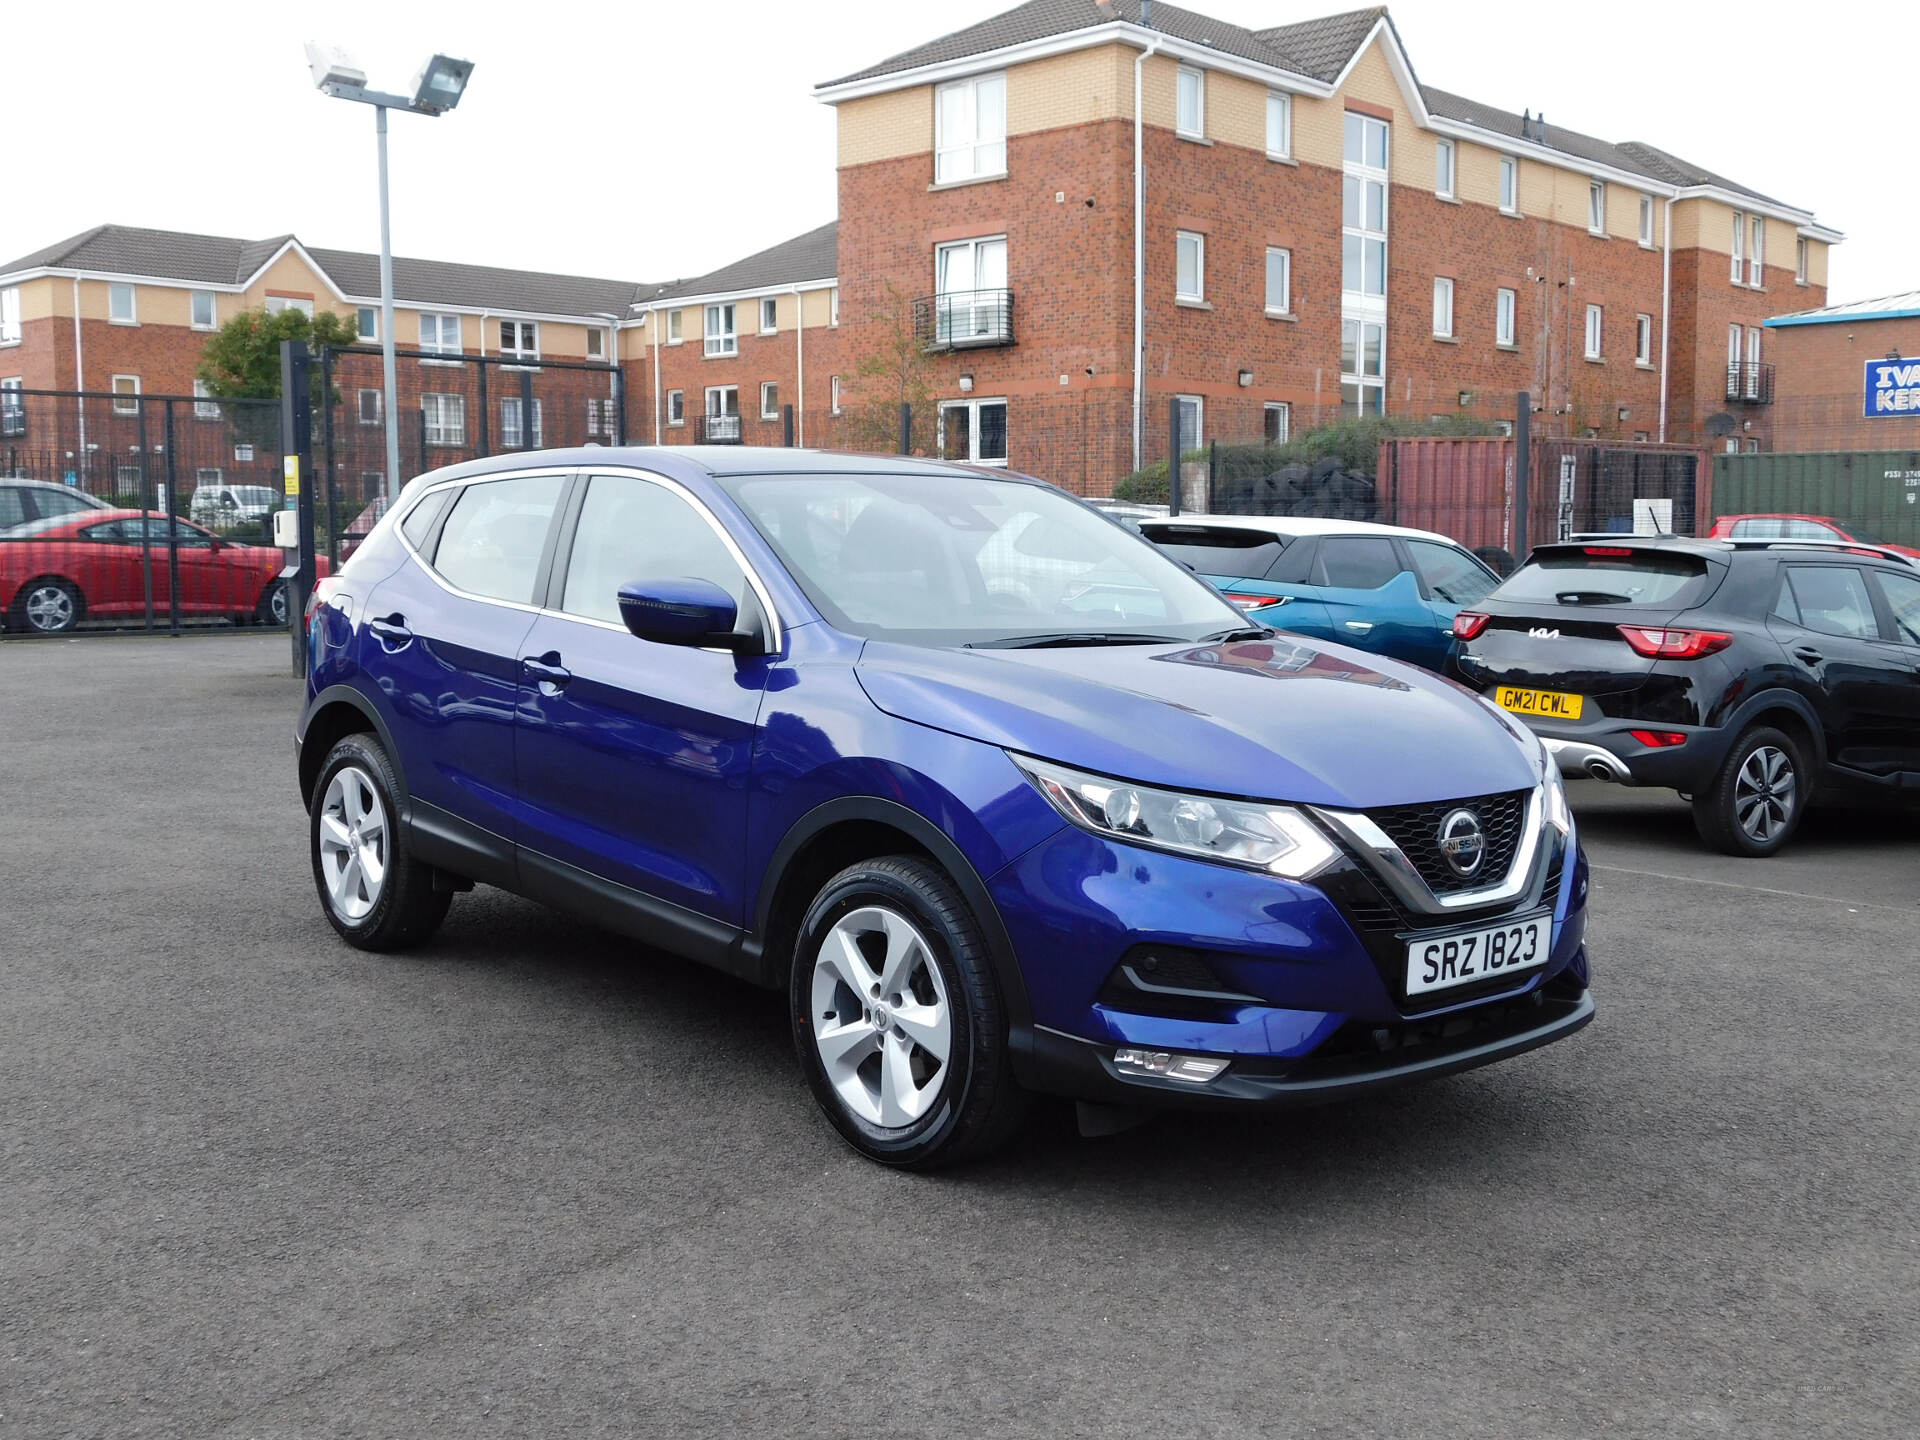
[791,857,1027,1169]
[310,734,451,949]
[257,579,289,628]
[13,577,82,634]
[1692,725,1806,857]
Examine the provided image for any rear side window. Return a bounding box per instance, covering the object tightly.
[1779,565,1877,640]
[0,487,25,529]
[35,489,98,520]
[400,489,452,552]
[1499,549,1712,609]
[1312,536,1403,590]
[1406,539,1496,605]
[1139,524,1287,578]
[431,474,565,603]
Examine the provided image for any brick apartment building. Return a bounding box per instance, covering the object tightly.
[1762,291,1920,453]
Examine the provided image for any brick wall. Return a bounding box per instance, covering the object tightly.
[1767,315,1920,452]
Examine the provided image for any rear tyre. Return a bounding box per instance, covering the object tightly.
[791,856,1028,1169]
[310,733,451,950]
[1692,725,1806,858]
[257,579,289,628]
[12,577,82,634]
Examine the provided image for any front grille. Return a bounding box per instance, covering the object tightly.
[1367,790,1529,895]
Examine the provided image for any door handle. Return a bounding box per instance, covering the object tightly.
[523,654,573,691]
[1791,644,1823,666]
[1344,620,1374,633]
[368,614,412,647]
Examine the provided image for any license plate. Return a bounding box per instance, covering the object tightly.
[1405,911,1552,997]
[1496,686,1583,720]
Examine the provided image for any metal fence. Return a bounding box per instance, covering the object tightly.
[0,387,291,636]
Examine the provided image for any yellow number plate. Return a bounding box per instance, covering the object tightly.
[1496,686,1583,720]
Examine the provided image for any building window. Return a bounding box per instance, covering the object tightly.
[499,320,539,361]
[1731,212,1745,284]
[1266,92,1291,159]
[667,389,685,426]
[1728,322,1743,378]
[586,326,608,360]
[195,468,223,489]
[830,375,842,415]
[1432,277,1454,338]
[934,71,1007,184]
[191,291,217,331]
[667,310,684,345]
[1499,155,1519,215]
[761,381,779,420]
[500,396,543,448]
[1588,181,1606,235]
[357,388,382,426]
[1435,139,1455,199]
[830,289,840,326]
[355,306,379,343]
[1176,67,1205,139]
[760,297,778,334]
[1173,395,1203,449]
[705,386,740,442]
[1639,195,1655,247]
[0,287,20,345]
[1265,247,1291,315]
[360,472,384,496]
[1496,287,1516,347]
[1635,313,1653,366]
[193,379,221,420]
[420,313,462,357]
[1340,322,1385,418]
[264,296,314,317]
[2,377,25,436]
[1745,327,1763,398]
[939,397,1009,465]
[586,397,615,438]
[1263,402,1290,444]
[1342,117,1389,301]
[704,303,737,357]
[112,374,140,415]
[934,235,1009,342]
[1494,419,1514,437]
[421,393,466,447]
[1749,216,1765,286]
[1176,231,1205,303]
[1796,237,1810,284]
[1584,304,1603,361]
[109,284,137,325]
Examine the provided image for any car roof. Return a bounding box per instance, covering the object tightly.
[1138,512,1461,546]
[409,446,1032,488]
[3,478,102,494]
[1541,534,1917,568]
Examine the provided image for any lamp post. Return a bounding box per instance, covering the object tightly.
[305,44,474,503]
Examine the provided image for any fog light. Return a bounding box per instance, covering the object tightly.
[1113,1048,1230,1083]
[1629,729,1689,748]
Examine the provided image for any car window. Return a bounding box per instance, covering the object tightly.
[1406,539,1496,605]
[35,489,101,520]
[400,490,451,552]
[1312,536,1403,590]
[432,474,565,604]
[1499,549,1714,608]
[561,473,749,626]
[1138,524,1288,578]
[1873,569,1920,646]
[1730,518,1781,539]
[1786,520,1840,540]
[1782,566,1878,641]
[0,488,25,530]
[80,519,139,543]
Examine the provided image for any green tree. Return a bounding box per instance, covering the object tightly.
[839,284,939,455]
[196,306,360,402]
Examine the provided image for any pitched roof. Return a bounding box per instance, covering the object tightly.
[1613,142,1782,207]
[0,225,280,286]
[640,222,839,305]
[1765,291,1920,328]
[1253,8,1384,83]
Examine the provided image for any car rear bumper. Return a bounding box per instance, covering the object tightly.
[1533,721,1735,791]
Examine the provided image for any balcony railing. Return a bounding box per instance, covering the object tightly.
[913,290,1015,352]
[1726,361,1775,405]
[697,412,743,444]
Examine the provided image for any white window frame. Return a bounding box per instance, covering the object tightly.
[421,392,466,447]
[938,396,1009,466]
[667,310,684,345]
[830,375,842,415]
[498,319,540,362]
[1499,155,1520,215]
[1173,394,1203,450]
[357,388,383,426]
[761,381,780,421]
[1265,91,1291,160]
[1265,247,1291,316]
[759,297,778,335]
[355,306,379,343]
[1635,313,1653,366]
[667,389,685,426]
[830,289,840,326]
[190,291,217,331]
[1176,67,1205,140]
[1749,216,1765,286]
[2,377,26,436]
[0,286,20,345]
[1435,139,1455,199]
[263,296,314,317]
[1588,181,1606,236]
[934,71,1007,184]
[586,326,608,361]
[1496,287,1517,348]
[1584,304,1603,361]
[109,284,138,325]
[1745,326,1763,398]
[1639,194,1655,247]
[1176,231,1205,304]
[1731,212,1745,284]
[704,385,741,435]
[1432,277,1455,339]
[1796,237,1810,285]
[420,312,463,359]
[1263,402,1290,445]
[193,379,221,421]
[195,467,223,488]
[500,395,543,448]
[704,303,738,358]
[111,374,140,415]
[934,235,1010,342]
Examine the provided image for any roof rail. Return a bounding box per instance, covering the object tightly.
[1722,538,1918,565]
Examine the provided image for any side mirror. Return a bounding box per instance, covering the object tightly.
[617,577,756,652]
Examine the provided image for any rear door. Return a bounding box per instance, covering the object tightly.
[1770,563,1912,777]
[1309,534,1438,662]
[1865,567,1920,777]
[1404,538,1499,671]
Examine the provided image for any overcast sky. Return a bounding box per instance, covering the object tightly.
[8,1,1910,304]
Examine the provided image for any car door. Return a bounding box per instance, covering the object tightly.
[71,517,151,617]
[1770,563,1912,777]
[1405,538,1500,671]
[512,470,771,929]
[147,517,233,614]
[1309,534,1441,663]
[1864,566,1920,777]
[359,470,569,847]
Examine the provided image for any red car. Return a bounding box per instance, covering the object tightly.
[1708,513,1920,560]
[1,509,295,633]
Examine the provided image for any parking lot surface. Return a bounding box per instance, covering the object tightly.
[3,633,1916,1438]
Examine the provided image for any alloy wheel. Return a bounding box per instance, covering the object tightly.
[25,584,74,632]
[317,765,389,922]
[268,583,288,627]
[1734,745,1795,845]
[810,905,953,1129]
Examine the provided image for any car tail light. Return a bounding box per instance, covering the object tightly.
[1452,610,1491,640]
[1616,625,1733,659]
[1225,591,1283,609]
[1630,729,1689,748]
[1584,546,1635,556]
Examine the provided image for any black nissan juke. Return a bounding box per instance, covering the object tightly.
[1448,536,1920,857]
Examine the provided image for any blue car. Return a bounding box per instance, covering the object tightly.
[297,450,1592,1168]
[1138,516,1502,671]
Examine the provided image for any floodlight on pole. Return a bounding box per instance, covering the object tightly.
[305,42,475,504]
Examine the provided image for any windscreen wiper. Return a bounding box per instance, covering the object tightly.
[965,632,1187,649]
[1555,591,1635,605]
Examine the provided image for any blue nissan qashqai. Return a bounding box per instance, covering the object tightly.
[297,449,1593,1167]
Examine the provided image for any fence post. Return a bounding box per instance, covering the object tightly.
[519,369,536,451]
[164,401,180,637]
[476,357,491,457]
[137,400,155,631]
[613,366,627,447]
[1167,395,1182,517]
[279,340,315,677]
[320,348,338,566]
[898,402,912,456]
[417,405,428,479]
[783,403,795,448]
[1514,391,1531,557]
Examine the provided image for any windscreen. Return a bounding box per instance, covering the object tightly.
[720,471,1246,646]
[1138,524,1288,578]
[1497,548,1715,609]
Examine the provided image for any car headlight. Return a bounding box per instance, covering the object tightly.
[1539,738,1573,835]
[1012,755,1339,879]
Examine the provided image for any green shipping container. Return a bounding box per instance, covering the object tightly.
[1710,451,1920,549]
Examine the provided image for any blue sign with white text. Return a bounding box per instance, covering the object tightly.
[1865,357,1920,418]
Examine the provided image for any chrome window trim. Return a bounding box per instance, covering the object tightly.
[390,463,786,653]
[1309,785,1546,916]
